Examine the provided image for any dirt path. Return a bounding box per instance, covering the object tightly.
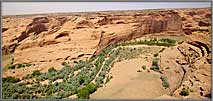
[91,60,106,83]
[90,58,167,99]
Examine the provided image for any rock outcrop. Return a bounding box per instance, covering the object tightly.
[2,16,70,55]
[180,8,211,35]
[94,10,183,55]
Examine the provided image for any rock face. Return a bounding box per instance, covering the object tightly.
[75,20,94,29]
[2,16,70,55]
[94,10,183,55]
[180,8,211,35]
[172,42,211,99]
[158,8,211,99]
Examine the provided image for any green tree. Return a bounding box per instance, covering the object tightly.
[179,88,189,96]
[77,88,90,99]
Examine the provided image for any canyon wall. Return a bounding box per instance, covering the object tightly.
[2,8,210,76]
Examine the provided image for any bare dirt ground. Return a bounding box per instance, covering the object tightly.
[2,53,13,71]
[90,58,167,99]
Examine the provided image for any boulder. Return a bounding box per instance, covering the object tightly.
[2,27,9,32]
[198,20,211,26]
[26,23,48,35]
[32,16,49,23]
[97,16,112,26]
[75,20,94,29]
[51,17,68,29]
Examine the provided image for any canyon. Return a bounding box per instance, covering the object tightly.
[2,8,211,99]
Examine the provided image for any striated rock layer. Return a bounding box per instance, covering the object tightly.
[94,10,183,55]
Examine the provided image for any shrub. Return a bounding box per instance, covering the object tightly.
[62,62,70,68]
[79,76,85,85]
[48,67,57,73]
[11,58,14,64]
[17,64,24,68]
[95,76,104,87]
[61,62,66,66]
[99,70,106,77]
[152,60,158,66]
[159,38,176,44]
[151,59,159,71]
[137,70,142,72]
[142,65,146,70]
[23,74,33,79]
[77,88,90,99]
[86,83,97,93]
[150,66,159,71]
[37,74,48,81]
[74,61,78,64]
[160,76,169,88]
[159,48,166,53]
[77,83,97,99]
[2,76,20,83]
[165,67,170,70]
[154,53,158,57]
[32,70,42,76]
[57,73,64,79]
[179,88,189,96]
[7,64,15,69]
[26,64,32,67]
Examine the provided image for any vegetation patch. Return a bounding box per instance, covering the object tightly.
[179,88,189,96]
[6,61,33,69]
[32,70,42,76]
[150,58,159,71]
[142,65,146,70]
[160,76,169,88]
[154,53,158,57]
[119,38,176,47]
[77,83,97,99]
[2,76,21,83]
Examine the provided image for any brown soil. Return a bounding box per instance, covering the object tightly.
[91,58,167,99]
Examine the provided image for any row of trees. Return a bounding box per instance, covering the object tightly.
[119,38,176,47]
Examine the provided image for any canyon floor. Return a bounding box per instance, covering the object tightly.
[90,58,167,99]
[2,8,211,99]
